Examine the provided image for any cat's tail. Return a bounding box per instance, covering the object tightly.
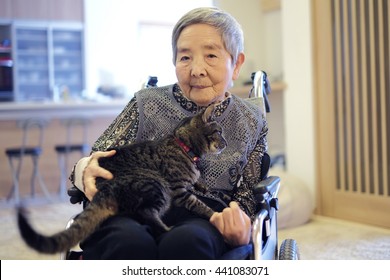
[17,203,116,254]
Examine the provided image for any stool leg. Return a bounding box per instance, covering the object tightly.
[57,153,68,199]
[30,156,36,197]
[6,156,21,204]
[31,155,52,200]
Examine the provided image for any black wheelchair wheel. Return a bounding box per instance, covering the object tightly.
[279,239,300,260]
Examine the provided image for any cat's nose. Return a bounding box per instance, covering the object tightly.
[218,139,227,151]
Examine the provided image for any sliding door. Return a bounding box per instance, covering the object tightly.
[313,0,390,228]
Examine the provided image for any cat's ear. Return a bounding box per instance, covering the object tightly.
[202,103,217,123]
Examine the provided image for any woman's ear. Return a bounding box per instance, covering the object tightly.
[232,52,245,81]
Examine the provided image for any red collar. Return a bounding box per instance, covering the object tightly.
[175,137,200,165]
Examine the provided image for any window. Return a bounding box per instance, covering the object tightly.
[84,0,213,99]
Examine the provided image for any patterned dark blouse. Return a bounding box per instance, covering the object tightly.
[88,84,268,221]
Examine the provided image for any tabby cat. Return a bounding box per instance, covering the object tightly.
[17,103,227,254]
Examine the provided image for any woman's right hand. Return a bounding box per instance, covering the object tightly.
[82,150,116,201]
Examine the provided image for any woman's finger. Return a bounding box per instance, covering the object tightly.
[210,212,225,234]
[82,150,116,200]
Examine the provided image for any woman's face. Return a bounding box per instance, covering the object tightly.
[175,23,245,106]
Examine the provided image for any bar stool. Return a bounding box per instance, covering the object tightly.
[55,117,90,199]
[5,118,50,204]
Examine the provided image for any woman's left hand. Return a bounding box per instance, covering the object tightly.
[210,201,251,247]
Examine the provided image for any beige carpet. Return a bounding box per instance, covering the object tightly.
[0,201,389,260]
[279,215,390,260]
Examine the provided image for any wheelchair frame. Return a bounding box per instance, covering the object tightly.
[250,70,299,260]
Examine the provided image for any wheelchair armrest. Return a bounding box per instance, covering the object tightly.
[67,186,87,204]
[253,176,280,212]
[251,176,281,260]
[254,176,280,198]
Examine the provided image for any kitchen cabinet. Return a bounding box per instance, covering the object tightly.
[52,29,84,100]
[14,26,50,101]
[10,22,84,102]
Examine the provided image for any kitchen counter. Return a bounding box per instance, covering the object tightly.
[0,100,129,201]
[0,99,128,120]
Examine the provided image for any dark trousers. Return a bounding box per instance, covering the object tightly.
[80,214,230,260]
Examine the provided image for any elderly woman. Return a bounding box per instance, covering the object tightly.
[70,6,268,259]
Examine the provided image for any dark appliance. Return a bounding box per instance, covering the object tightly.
[0,57,13,101]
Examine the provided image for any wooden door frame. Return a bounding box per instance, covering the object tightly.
[312,0,337,216]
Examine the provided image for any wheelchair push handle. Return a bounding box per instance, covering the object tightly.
[250,70,271,113]
[67,186,87,204]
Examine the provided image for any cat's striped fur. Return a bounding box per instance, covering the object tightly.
[17,104,227,254]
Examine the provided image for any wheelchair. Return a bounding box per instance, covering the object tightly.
[61,71,300,260]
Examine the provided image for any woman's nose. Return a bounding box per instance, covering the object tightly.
[190,59,207,77]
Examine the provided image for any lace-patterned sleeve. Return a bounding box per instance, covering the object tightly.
[92,97,140,152]
[233,116,268,221]
[68,97,139,189]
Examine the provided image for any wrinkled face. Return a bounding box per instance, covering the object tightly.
[175,23,244,106]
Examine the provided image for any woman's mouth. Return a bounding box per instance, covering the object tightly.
[191,85,209,89]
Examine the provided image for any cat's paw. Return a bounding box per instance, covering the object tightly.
[194,182,208,194]
[153,225,171,236]
[206,210,215,219]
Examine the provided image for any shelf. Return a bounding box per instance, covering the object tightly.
[17,65,48,70]
[0,47,12,53]
[261,0,281,12]
[54,66,82,71]
[53,51,82,56]
[231,81,286,98]
[17,50,48,55]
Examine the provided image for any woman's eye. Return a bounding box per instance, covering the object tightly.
[207,54,217,58]
[179,56,190,61]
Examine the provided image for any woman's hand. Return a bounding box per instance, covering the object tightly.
[209,201,252,247]
[82,150,116,201]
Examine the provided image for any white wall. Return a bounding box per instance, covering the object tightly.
[281,0,316,200]
[83,0,138,98]
[217,0,316,201]
[84,0,213,98]
[214,0,283,84]
[214,0,264,84]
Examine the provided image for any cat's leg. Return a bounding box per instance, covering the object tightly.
[138,208,171,235]
[139,178,172,234]
[173,189,215,219]
[193,182,208,194]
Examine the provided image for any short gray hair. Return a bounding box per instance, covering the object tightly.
[171,7,244,65]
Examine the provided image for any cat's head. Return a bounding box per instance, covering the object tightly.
[174,103,227,157]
